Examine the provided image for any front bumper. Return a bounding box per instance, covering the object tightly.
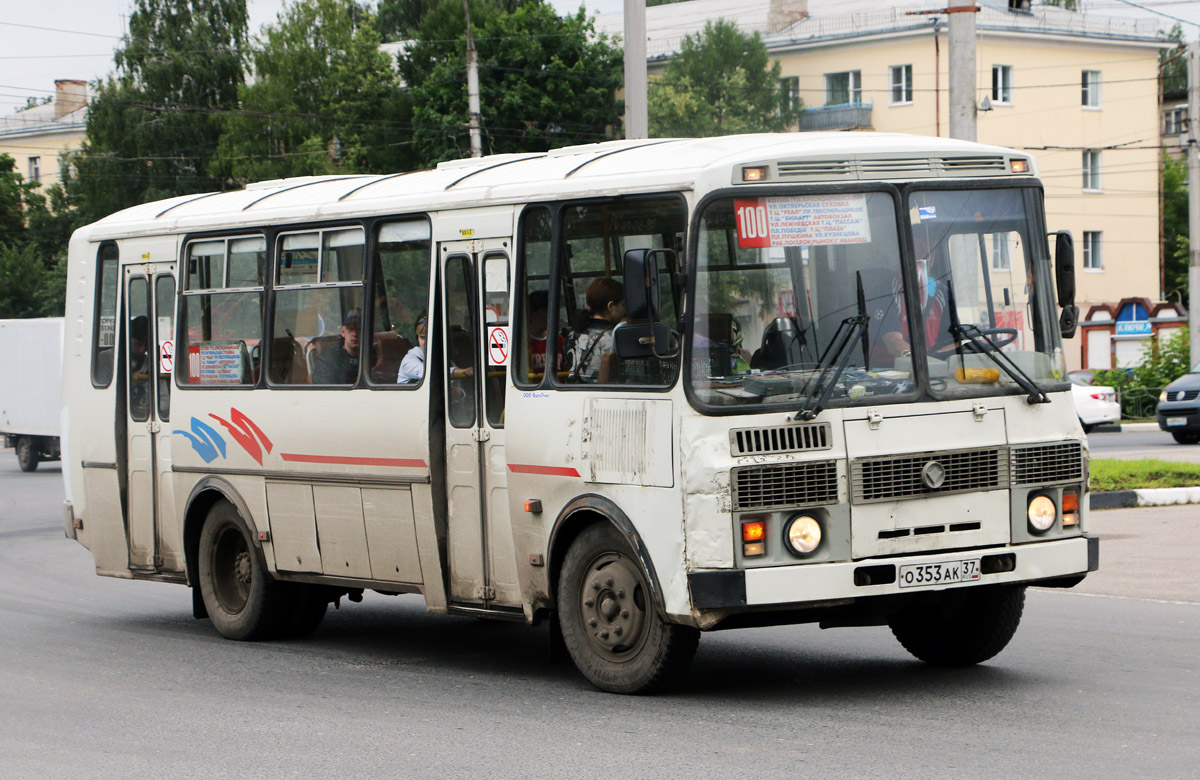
[689,535,1097,609]
[1157,404,1200,432]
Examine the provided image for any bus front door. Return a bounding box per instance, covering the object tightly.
[440,242,519,611]
[122,263,177,572]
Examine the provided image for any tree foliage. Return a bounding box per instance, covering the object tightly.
[1094,329,1191,395]
[1162,151,1188,302]
[400,0,623,164]
[67,0,248,222]
[213,0,411,184]
[0,155,71,317]
[648,19,799,137]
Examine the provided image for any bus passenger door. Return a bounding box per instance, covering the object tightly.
[123,263,176,572]
[440,242,518,609]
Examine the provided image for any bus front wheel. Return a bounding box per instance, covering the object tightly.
[557,523,699,694]
[888,584,1026,667]
[197,500,289,641]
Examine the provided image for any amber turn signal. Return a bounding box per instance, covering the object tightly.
[742,520,766,542]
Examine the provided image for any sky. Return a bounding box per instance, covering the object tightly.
[0,0,1194,116]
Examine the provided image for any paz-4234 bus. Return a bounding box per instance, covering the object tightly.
[61,133,1096,693]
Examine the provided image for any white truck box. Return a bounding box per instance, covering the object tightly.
[0,318,64,470]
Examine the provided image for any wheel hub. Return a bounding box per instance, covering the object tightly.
[580,555,647,659]
[234,551,252,585]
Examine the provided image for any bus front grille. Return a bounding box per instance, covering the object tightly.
[733,460,839,510]
[1011,442,1084,485]
[730,422,832,456]
[852,447,1006,503]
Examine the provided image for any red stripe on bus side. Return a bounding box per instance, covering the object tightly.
[280,454,428,468]
[508,464,581,478]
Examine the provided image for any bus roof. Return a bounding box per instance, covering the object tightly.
[79,132,1034,240]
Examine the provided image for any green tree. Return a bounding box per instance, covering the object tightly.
[67,0,249,222]
[0,243,65,318]
[648,19,799,137]
[213,0,411,184]
[400,0,623,165]
[1162,151,1188,301]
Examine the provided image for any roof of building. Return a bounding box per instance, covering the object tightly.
[0,98,86,139]
[593,0,1172,60]
[80,132,1035,240]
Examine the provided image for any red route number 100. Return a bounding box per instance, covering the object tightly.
[734,198,770,249]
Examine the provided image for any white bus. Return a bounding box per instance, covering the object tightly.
[61,133,1096,693]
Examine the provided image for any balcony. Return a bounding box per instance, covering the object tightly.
[797,101,873,132]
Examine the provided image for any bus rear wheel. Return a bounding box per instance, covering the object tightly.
[16,437,39,472]
[888,584,1026,667]
[197,500,289,641]
[557,523,699,694]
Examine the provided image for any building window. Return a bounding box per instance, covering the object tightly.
[991,233,1012,271]
[1166,105,1187,136]
[1083,231,1103,270]
[890,64,913,104]
[825,70,861,105]
[28,157,40,182]
[779,76,800,113]
[1082,70,1101,108]
[1082,150,1102,191]
[992,65,1013,104]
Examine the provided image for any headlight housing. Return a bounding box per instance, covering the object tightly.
[1027,494,1056,533]
[783,514,822,556]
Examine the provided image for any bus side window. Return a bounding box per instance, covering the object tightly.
[179,236,264,387]
[514,207,553,387]
[369,220,431,386]
[92,243,120,388]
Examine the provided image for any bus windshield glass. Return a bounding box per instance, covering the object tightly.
[689,187,1065,410]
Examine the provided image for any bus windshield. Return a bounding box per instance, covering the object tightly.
[689,187,1066,411]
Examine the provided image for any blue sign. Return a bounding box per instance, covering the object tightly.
[1115,321,1152,336]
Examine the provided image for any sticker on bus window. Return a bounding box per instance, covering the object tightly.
[187,343,245,384]
[734,194,871,248]
[919,206,937,221]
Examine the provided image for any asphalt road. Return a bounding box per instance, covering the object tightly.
[1,454,1197,780]
[1087,427,1200,463]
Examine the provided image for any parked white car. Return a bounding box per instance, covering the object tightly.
[1071,378,1120,432]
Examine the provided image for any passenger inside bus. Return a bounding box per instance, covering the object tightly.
[311,308,361,384]
[567,278,625,383]
[396,314,427,383]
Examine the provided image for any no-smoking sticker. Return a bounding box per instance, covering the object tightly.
[487,326,509,366]
[159,339,175,374]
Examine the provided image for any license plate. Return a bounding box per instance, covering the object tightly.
[1167,417,1188,427]
[898,559,981,588]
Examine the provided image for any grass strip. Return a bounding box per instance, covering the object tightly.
[1090,458,1200,492]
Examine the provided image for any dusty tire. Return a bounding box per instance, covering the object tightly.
[889,584,1026,667]
[197,500,286,641]
[557,523,699,694]
[1171,431,1200,445]
[16,437,38,472]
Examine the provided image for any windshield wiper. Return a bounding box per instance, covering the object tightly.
[950,323,1050,404]
[792,314,869,421]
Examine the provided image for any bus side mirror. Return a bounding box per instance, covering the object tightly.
[1052,231,1078,339]
[623,248,672,321]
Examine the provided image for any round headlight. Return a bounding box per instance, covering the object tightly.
[785,514,822,556]
[1160,390,1168,402]
[1027,495,1056,533]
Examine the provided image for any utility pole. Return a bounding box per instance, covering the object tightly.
[624,0,648,139]
[946,4,979,141]
[1188,41,1200,359]
[462,0,482,158]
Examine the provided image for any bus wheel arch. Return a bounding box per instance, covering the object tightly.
[549,496,699,694]
[182,479,261,621]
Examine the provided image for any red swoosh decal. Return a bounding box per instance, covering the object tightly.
[508,464,581,477]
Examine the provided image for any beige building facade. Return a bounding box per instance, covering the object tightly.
[0,79,88,191]
[598,0,1171,370]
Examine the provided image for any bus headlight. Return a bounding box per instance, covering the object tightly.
[784,514,822,556]
[1027,495,1056,533]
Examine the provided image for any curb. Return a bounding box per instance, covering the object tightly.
[1091,422,1160,433]
[1091,486,1200,509]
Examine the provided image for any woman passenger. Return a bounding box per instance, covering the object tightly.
[568,278,625,383]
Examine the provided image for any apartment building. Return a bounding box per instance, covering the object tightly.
[0,79,88,190]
